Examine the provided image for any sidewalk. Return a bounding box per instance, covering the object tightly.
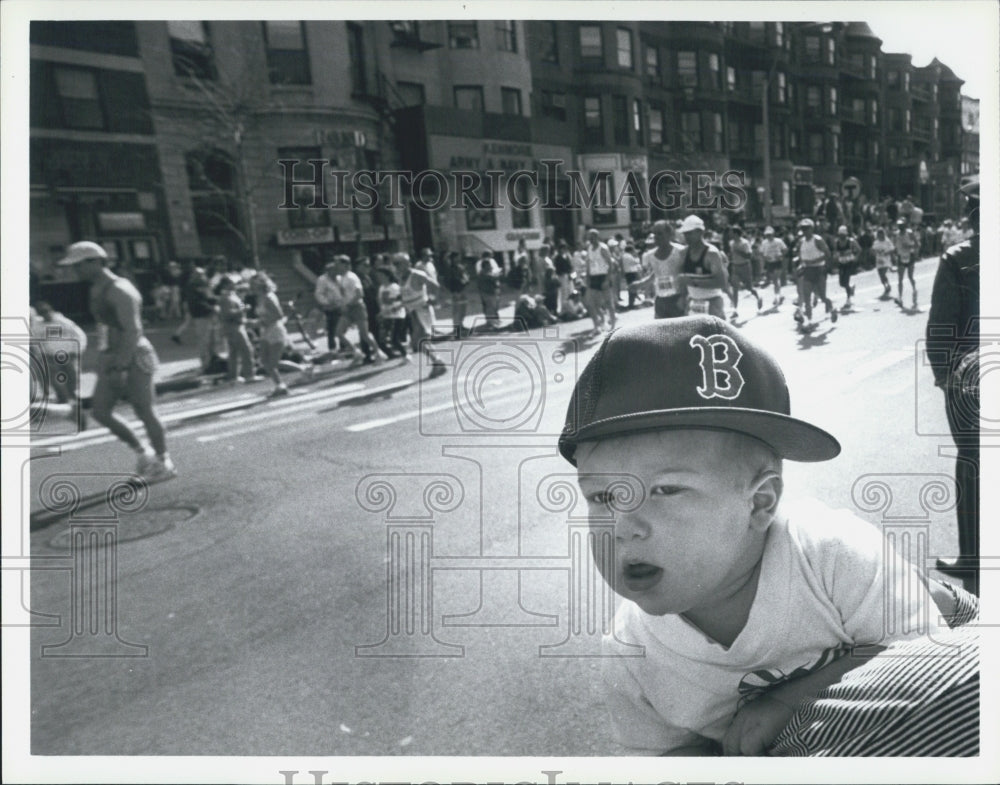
[75,286,533,405]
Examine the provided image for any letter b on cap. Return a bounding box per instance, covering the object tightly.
[690,334,744,400]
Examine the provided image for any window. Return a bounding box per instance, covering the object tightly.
[870,99,878,125]
[828,86,838,116]
[584,96,603,143]
[448,21,479,49]
[263,21,311,85]
[648,104,665,148]
[748,21,765,43]
[396,81,425,106]
[613,94,629,145]
[905,109,911,132]
[707,52,720,89]
[809,133,824,164]
[710,113,723,152]
[590,171,615,225]
[775,72,786,104]
[825,37,835,65]
[617,28,633,68]
[774,21,784,47]
[681,112,701,152]
[540,89,567,121]
[750,70,765,100]
[805,35,820,61]
[510,175,532,228]
[869,55,877,79]
[539,21,558,63]
[872,140,879,160]
[501,87,522,115]
[579,25,602,60]
[728,120,741,153]
[903,71,910,91]
[806,85,821,110]
[851,97,865,120]
[496,21,516,52]
[726,66,736,92]
[454,85,484,112]
[889,107,902,132]
[887,69,899,88]
[279,147,329,228]
[677,51,697,86]
[633,98,643,145]
[831,132,840,164]
[167,21,215,79]
[32,21,140,56]
[54,67,104,129]
[186,149,240,240]
[644,42,659,79]
[347,23,367,95]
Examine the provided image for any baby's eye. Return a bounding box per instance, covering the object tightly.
[650,485,683,496]
[586,490,612,505]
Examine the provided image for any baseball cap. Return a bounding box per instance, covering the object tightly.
[559,316,841,465]
[837,225,848,235]
[56,241,108,267]
[763,226,775,236]
[798,218,815,229]
[679,215,705,233]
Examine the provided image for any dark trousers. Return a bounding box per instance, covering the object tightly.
[324,308,344,352]
[945,379,979,572]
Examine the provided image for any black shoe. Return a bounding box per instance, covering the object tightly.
[428,361,448,379]
[830,309,838,323]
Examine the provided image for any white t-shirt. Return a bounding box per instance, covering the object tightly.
[586,243,611,276]
[759,237,787,264]
[601,499,943,754]
[339,270,365,305]
[872,238,895,268]
[641,243,685,298]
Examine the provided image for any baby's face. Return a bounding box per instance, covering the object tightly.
[576,430,766,617]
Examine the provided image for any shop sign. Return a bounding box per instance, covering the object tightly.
[505,231,542,242]
[275,226,336,246]
[97,212,146,231]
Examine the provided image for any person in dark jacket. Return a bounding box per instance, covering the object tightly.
[926,177,980,594]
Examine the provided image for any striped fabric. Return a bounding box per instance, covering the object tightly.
[770,584,980,757]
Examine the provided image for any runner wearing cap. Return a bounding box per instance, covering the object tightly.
[832,225,861,310]
[558,316,947,755]
[893,220,919,309]
[872,227,896,298]
[631,220,686,319]
[726,226,763,320]
[583,228,616,333]
[56,241,176,481]
[676,215,728,319]
[792,218,837,329]
[759,226,788,307]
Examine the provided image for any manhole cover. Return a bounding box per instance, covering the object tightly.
[43,506,201,550]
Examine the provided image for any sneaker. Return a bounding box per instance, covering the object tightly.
[428,361,448,379]
[242,375,266,383]
[267,385,290,399]
[143,455,177,482]
[793,309,804,324]
[912,294,918,309]
[136,450,156,475]
[755,293,763,310]
[830,309,839,323]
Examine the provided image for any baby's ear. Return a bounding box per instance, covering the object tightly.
[749,471,782,531]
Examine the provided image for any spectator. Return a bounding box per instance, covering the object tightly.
[441,251,471,338]
[30,300,87,410]
[375,266,408,361]
[476,252,503,330]
[216,276,258,384]
[336,255,384,365]
[314,259,347,355]
[514,294,558,329]
[553,240,576,319]
[397,252,447,378]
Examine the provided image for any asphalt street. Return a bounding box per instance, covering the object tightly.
[19,260,965,758]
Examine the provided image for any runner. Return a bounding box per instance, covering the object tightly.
[56,241,176,480]
[583,228,616,333]
[630,219,686,318]
[250,272,292,398]
[676,215,728,319]
[832,225,862,310]
[336,255,386,365]
[396,252,448,378]
[893,219,919,309]
[619,240,643,310]
[552,240,576,320]
[759,226,788,307]
[727,225,763,319]
[792,218,838,329]
[872,227,896,299]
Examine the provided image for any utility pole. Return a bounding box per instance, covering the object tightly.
[762,69,773,226]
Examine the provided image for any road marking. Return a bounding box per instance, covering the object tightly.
[345,384,523,432]
[197,380,413,442]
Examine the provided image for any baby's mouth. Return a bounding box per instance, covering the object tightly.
[622,561,664,591]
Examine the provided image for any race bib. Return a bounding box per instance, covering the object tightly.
[655,275,675,297]
[689,299,710,314]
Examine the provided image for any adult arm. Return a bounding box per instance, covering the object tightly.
[105,283,143,369]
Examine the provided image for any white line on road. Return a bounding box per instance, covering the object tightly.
[345,384,520,432]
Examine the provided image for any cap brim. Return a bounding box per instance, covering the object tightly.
[563,408,841,464]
